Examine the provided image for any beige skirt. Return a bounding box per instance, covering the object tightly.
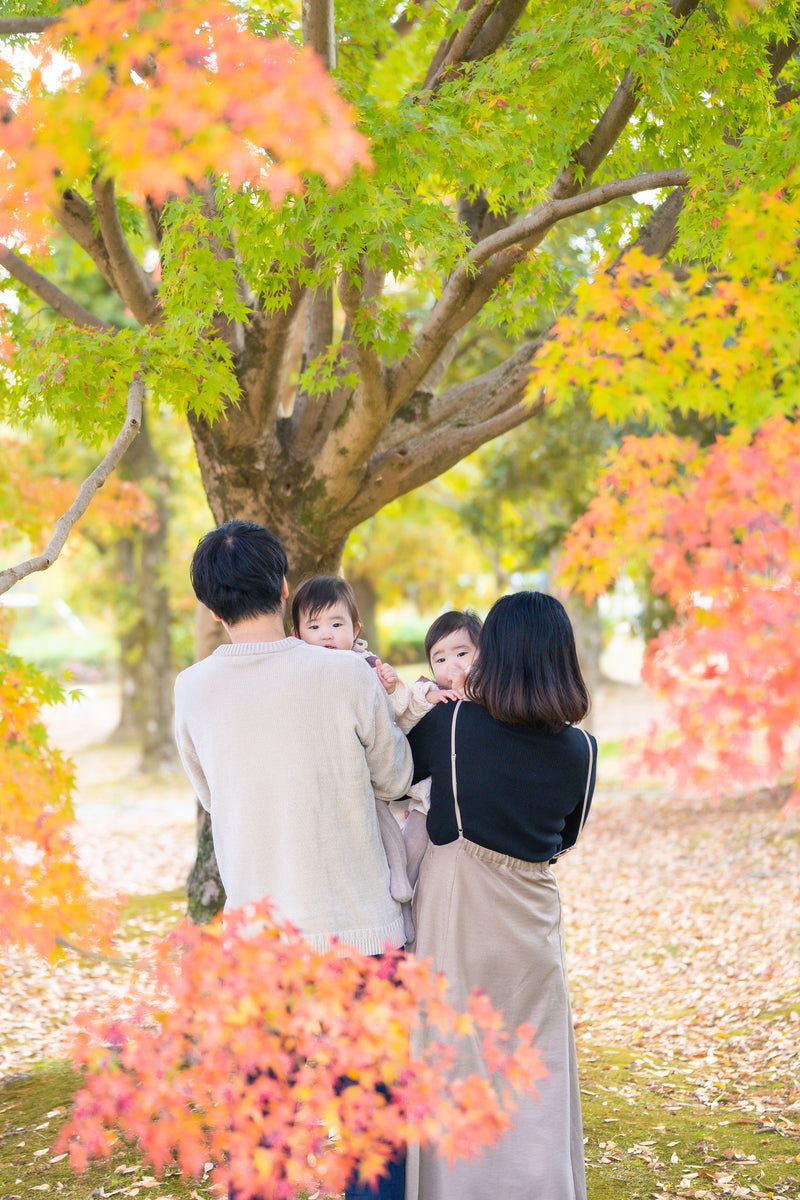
[406,837,586,1200]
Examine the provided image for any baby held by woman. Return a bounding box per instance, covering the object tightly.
[291,576,481,936]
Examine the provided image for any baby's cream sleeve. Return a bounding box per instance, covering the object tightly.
[389,677,436,734]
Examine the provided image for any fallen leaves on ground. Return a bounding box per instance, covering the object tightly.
[563,783,800,1112]
[1,692,799,1199]
[561,778,800,1197]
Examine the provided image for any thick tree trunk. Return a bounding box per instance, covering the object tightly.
[107,415,176,768]
[137,466,174,769]
[567,598,602,737]
[186,804,225,925]
[110,535,140,742]
[186,604,229,923]
[350,573,380,657]
[551,564,602,736]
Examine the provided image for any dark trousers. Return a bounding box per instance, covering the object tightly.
[344,948,406,1200]
[230,951,406,1200]
[345,1151,405,1200]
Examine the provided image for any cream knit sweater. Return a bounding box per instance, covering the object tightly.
[174,637,412,954]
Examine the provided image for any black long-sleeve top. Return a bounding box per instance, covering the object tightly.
[407,699,597,863]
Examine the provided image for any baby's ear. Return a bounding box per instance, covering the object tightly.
[291,627,299,638]
[353,621,362,640]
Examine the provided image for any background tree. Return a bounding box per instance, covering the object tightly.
[344,488,491,655]
[0,439,139,955]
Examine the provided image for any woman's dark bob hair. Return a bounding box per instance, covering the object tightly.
[466,591,590,732]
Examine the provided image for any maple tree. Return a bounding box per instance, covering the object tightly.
[535,176,800,805]
[558,417,800,807]
[59,900,546,1200]
[4,0,799,592]
[0,623,117,957]
[0,432,158,958]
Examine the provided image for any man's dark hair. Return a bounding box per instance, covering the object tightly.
[291,576,360,632]
[190,520,289,625]
[424,610,482,664]
[466,591,589,731]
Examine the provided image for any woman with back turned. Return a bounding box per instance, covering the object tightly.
[405,591,597,1200]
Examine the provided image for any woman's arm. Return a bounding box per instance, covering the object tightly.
[559,731,597,851]
[406,706,437,785]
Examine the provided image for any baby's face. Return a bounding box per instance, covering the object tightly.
[295,605,360,651]
[428,630,477,691]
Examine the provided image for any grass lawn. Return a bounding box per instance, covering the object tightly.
[2,1038,798,1199]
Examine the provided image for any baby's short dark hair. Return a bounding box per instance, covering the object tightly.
[424,609,482,665]
[291,576,360,631]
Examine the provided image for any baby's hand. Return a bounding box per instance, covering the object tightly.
[376,660,399,695]
[429,688,460,705]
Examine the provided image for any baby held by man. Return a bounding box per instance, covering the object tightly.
[291,575,481,941]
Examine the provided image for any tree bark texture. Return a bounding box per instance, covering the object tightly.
[186,804,225,925]
[107,414,176,768]
[185,600,229,923]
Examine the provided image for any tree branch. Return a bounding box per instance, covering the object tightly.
[91,177,161,325]
[0,378,145,596]
[424,0,501,90]
[766,18,800,81]
[774,83,800,105]
[353,394,541,524]
[283,283,339,457]
[474,169,689,266]
[465,0,529,63]
[422,0,477,90]
[52,189,118,291]
[550,0,701,201]
[422,0,529,92]
[389,167,688,411]
[337,267,386,409]
[633,185,688,258]
[393,4,426,38]
[190,179,253,363]
[379,334,542,457]
[0,17,60,36]
[225,266,311,445]
[0,244,112,330]
[284,249,391,462]
[302,0,336,68]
